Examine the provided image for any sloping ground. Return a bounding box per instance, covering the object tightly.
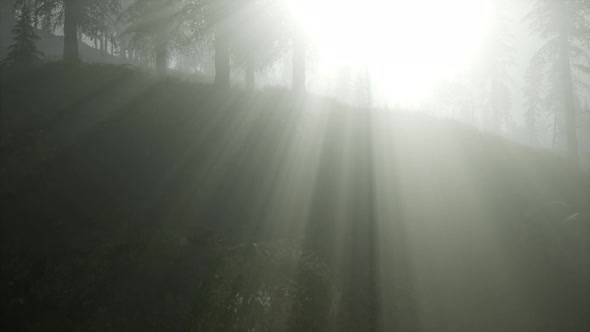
[1,64,589,331]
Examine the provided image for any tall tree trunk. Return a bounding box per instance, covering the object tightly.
[559,30,579,167]
[245,54,255,90]
[63,0,80,66]
[526,109,536,145]
[155,30,167,74]
[214,27,230,88]
[552,109,559,150]
[101,35,106,59]
[363,63,373,107]
[292,31,305,93]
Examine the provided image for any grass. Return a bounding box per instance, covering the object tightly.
[1,62,589,331]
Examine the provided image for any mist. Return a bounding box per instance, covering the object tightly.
[1,0,589,331]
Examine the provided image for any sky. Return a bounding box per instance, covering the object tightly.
[286,0,544,126]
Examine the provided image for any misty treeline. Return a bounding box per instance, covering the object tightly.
[430,0,590,168]
[2,0,590,167]
[4,0,303,91]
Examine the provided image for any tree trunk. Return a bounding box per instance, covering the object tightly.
[155,30,167,74]
[526,110,536,145]
[100,35,106,59]
[214,27,230,89]
[559,30,579,167]
[245,54,255,90]
[362,63,373,107]
[63,0,80,67]
[292,32,306,93]
[552,108,559,150]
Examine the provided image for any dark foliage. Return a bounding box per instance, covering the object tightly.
[3,5,44,66]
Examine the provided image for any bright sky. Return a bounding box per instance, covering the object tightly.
[288,0,497,106]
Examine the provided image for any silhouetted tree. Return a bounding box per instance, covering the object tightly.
[63,0,79,66]
[3,4,44,66]
[0,1,19,56]
[480,0,514,134]
[31,0,120,67]
[121,0,180,74]
[525,0,590,166]
[203,0,232,88]
[230,0,285,90]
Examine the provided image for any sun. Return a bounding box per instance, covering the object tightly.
[286,0,494,105]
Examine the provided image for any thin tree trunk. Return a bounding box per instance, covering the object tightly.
[559,30,579,167]
[155,30,167,74]
[63,0,80,67]
[214,27,230,88]
[245,54,255,90]
[552,109,559,150]
[527,110,535,145]
[292,31,305,93]
[364,63,373,107]
[101,35,106,59]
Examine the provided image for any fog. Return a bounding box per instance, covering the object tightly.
[1,0,589,331]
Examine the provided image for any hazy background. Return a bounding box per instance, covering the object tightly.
[2,0,588,154]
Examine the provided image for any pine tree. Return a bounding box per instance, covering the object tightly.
[524,0,590,166]
[3,4,43,66]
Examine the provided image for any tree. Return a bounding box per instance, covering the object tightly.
[525,0,590,166]
[63,0,79,66]
[0,1,19,57]
[205,0,232,88]
[31,0,121,66]
[174,0,232,87]
[230,0,285,90]
[121,0,181,74]
[479,0,514,134]
[3,4,44,66]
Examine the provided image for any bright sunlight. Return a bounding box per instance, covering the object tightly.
[288,0,494,104]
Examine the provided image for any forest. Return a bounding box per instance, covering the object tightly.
[0,0,589,331]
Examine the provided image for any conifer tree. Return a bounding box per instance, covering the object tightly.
[525,0,590,166]
[3,4,43,66]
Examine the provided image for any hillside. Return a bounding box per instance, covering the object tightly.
[1,63,589,331]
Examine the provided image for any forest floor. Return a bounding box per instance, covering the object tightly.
[1,63,589,331]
